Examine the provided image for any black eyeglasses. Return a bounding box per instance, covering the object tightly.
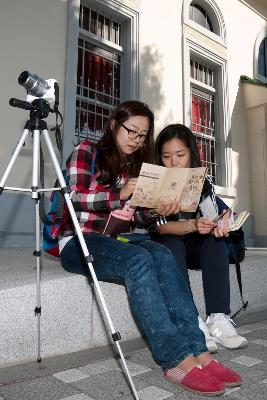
[122,124,148,143]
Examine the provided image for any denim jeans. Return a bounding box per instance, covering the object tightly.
[60,233,207,370]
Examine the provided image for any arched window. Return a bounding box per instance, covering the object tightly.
[258,37,267,79]
[183,0,229,187]
[190,2,213,32]
[254,29,267,83]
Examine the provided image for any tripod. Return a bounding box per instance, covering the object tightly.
[0,99,140,400]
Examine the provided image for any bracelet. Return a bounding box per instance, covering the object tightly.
[156,215,167,227]
[184,219,192,234]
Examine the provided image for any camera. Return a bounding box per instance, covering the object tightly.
[18,71,57,104]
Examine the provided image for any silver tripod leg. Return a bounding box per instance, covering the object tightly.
[32,129,42,362]
[42,129,140,400]
[0,129,30,186]
[0,128,43,362]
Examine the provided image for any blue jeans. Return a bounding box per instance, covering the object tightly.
[60,233,207,370]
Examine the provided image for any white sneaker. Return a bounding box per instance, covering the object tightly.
[206,313,248,349]
[198,316,218,353]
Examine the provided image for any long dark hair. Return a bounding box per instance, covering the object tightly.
[155,123,201,167]
[96,100,154,184]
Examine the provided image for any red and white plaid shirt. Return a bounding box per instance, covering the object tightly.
[60,140,128,237]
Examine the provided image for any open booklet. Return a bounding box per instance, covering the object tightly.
[130,163,207,212]
[229,210,250,231]
[199,196,250,231]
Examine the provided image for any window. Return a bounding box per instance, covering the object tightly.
[190,59,217,181]
[183,0,230,188]
[76,5,123,143]
[258,37,267,79]
[63,1,139,161]
[190,2,213,32]
[254,29,267,84]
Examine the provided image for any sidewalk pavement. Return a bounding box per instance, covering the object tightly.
[0,310,266,400]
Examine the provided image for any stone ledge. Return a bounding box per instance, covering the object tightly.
[0,248,266,367]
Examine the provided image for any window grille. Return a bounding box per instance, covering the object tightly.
[76,5,122,143]
[190,59,218,182]
[79,4,121,45]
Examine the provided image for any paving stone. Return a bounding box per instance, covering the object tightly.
[134,368,184,396]
[250,339,267,347]
[53,368,90,383]
[235,322,267,332]
[78,359,120,376]
[78,358,151,378]
[69,370,147,400]
[223,386,242,396]
[123,362,152,377]
[244,328,267,340]
[61,395,96,400]
[162,390,210,399]
[137,385,173,399]
[126,350,160,371]
[114,386,173,400]
[236,328,252,335]
[225,381,267,400]
[230,355,262,366]
[0,376,78,400]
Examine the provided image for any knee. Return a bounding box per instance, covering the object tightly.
[125,248,156,284]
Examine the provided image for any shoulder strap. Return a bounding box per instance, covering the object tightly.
[230,262,248,319]
[91,145,96,175]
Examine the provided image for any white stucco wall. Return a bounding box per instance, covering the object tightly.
[139,0,184,131]
[0,0,68,187]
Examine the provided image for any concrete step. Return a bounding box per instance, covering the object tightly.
[0,247,266,367]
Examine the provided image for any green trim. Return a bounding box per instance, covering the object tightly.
[240,75,267,88]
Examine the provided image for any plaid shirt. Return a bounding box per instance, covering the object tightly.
[60,141,128,237]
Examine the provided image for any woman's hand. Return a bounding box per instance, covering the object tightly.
[212,209,230,238]
[196,217,217,234]
[155,201,180,216]
[120,178,138,200]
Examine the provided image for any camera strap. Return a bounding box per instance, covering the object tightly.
[50,82,63,151]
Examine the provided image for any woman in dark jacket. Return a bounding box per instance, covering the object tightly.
[152,123,248,353]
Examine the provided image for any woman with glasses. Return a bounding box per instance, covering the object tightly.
[59,101,241,396]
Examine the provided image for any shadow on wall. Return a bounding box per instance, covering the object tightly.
[140,46,166,118]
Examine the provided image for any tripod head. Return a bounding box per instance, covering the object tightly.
[9,98,52,119]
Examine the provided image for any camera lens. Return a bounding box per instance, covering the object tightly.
[18,71,49,97]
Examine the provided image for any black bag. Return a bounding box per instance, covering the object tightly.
[224,228,248,318]
[213,196,248,318]
[225,228,245,264]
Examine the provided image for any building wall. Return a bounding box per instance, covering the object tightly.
[138,0,267,243]
[0,0,68,246]
[0,0,267,246]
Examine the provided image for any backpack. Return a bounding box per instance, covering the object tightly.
[42,144,96,257]
[42,169,68,257]
[215,195,248,318]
